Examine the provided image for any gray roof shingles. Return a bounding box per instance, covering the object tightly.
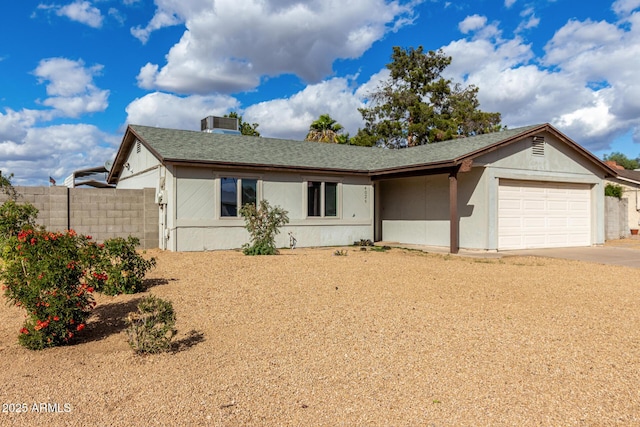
[129,124,543,173]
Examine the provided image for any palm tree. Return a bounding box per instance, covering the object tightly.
[305,114,347,143]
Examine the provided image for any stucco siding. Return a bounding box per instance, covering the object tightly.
[175,167,215,220]
[458,168,489,249]
[262,177,303,220]
[116,141,161,188]
[166,169,373,251]
[116,168,158,189]
[379,175,450,247]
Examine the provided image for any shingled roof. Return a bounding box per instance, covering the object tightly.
[108,122,614,183]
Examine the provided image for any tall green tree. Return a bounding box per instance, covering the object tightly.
[224,112,261,137]
[603,152,640,170]
[352,46,502,148]
[305,114,348,143]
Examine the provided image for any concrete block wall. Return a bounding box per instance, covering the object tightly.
[0,186,158,249]
[605,196,629,240]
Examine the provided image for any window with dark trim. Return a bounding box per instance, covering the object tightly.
[307,181,338,217]
[221,177,258,217]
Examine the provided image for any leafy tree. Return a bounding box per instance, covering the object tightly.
[305,114,349,143]
[352,46,502,148]
[603,152,640,170]
[224,112,261,137]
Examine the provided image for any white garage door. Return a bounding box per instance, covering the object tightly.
[498,180,591,250]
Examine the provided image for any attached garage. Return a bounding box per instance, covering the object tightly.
[498,180,591,250]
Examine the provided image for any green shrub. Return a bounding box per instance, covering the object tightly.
[605,183,623,199]
[84,236,156,296]
[240,200,289,255]
[127,295,177,354]
[0,201,39,249]
[1,229,95,350]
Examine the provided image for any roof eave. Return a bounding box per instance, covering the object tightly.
[162,158,370,176]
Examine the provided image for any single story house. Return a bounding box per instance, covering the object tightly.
[107,119,616,252]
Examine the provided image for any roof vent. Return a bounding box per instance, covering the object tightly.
[532,135,545,156]
[201,116,240,134]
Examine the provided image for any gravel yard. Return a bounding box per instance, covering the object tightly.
[1,244,639,426]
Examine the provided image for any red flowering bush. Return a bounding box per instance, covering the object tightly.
[1,228,96,350]
[82,236,156,296]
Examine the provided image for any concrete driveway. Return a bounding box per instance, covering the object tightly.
[379,238,640,268]
[502,245,640,269]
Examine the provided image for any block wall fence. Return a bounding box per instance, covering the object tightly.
[0,186,158,249]
[605,195,629,241]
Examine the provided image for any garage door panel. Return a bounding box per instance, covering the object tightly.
[499,180,591,250]
[499,199,522,210]
[524,200,545,210]
[523,217,546,228]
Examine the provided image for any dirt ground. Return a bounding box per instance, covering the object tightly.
[1,243,639,426]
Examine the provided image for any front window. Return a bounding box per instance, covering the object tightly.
[221,177,237,217]
[241,179,257,207]
[221,177,258,217]
[307,181,338,217]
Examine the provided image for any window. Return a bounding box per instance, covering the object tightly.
[241,179,257,207]
[220,177,238,217]
[307,181,338,217]
[221,177,258,217]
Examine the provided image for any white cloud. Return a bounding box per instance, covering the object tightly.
[515,7,539,32]
[612,0,640,16]
[134,0,421,94]
[33,58,109,118]
[0,56,115,184]
[459,14,487,34]
[244,77,367,140]
[504,0,517,8]
[50,1,104,28]
[0,121,116,185]
[125,92,240,130]
[435,7,640,152]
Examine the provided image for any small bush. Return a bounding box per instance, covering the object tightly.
[240,200,289,256]
[354,239,374,247]
[127,295,177,354]
[84,236,156,296]
[333,249,348,256]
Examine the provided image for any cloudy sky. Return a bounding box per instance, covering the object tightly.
[2,0,640,185]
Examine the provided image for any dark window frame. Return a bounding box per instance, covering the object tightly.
[307,180,339,218]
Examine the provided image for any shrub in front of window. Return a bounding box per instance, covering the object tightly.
[239,200,289,255]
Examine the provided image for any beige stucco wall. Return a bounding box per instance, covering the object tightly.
[114,140,161,189]
[165,166,374,251]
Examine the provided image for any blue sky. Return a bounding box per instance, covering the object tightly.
[2,0,640,185]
